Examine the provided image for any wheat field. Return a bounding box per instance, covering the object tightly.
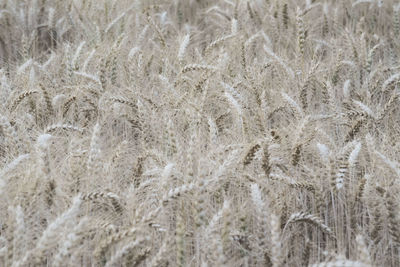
[0,0,399,266]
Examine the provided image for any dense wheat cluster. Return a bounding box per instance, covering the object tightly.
[0,0,400,266]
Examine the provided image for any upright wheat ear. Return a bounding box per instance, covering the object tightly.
[178,33,190,63]
[296,7,306,56]
[176,211,185,267]
[87,123,102,178]
[385,192,400,245]
[270,214,283,267]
